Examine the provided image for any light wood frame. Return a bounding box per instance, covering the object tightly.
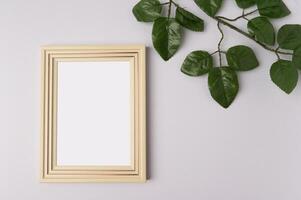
[40,45,146,182]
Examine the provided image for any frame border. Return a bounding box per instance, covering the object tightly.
[40,45,146,182]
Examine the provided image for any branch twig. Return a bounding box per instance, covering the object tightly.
[217,21,225,66]
[216,9,258,22]
[275,47,281,60]
[167,0,172,19]
[160,2,170,6]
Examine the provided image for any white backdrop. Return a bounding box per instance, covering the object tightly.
[1,0,301,199]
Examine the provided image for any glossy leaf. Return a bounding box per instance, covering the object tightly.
[226,45,259,71]
[235,0,256,9]
[176,7,204,32]
[152,17,182,61]
[257,0,290,18]
[247,16,275,46]
[208,67,239,108]
[194,0,223,17]
[292,46,301,70]
[277,24,301,50]
[270,60,298,94]
[132,0,162,22]
[181,51,213,76]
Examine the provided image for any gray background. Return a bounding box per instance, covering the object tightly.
[1,0,301,199]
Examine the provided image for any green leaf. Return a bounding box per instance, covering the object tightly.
[208,67,239,108]
[152,17,182,61]
[270,60,298,94]
[181,51,213,76]
[292,46,301,70]
[175,7,204,32]
[132,0,162,22]
[247,17,275,46]
[277,24,301,50]
[257,0,290,19]
[235,0,256,8]
[194,0,223,17]
[226,45,259,71]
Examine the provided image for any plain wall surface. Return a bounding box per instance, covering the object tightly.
[1,0,301,199]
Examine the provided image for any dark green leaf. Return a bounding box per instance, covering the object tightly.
[194,0,223,17]
[152,17,182,61]
[292,46,301,70]
[270,60,298,94]
[181,51,213,76]
[176,7,204,32]
[226,45,259,71]
[235,0,256,8]
[132,0,162,22]
[247,17,275,46]
[208,67,239,108]
[257,0,290,18]
[277,24,301,50]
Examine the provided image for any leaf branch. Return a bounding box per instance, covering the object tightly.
[214,16,293,56]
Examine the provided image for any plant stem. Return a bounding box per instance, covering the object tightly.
[160,2,170,6]
[216,9,258,22]
[275,47,281,60]
[214,16,293,56]
[167,0,172,19]
[171,0,179,7]
[217,21,224,66]
[211,50,226,55]
[242,9,250,21]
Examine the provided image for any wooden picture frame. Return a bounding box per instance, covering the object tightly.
[40,45,146,182]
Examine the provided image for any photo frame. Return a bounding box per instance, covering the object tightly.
[40,45,146,182]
